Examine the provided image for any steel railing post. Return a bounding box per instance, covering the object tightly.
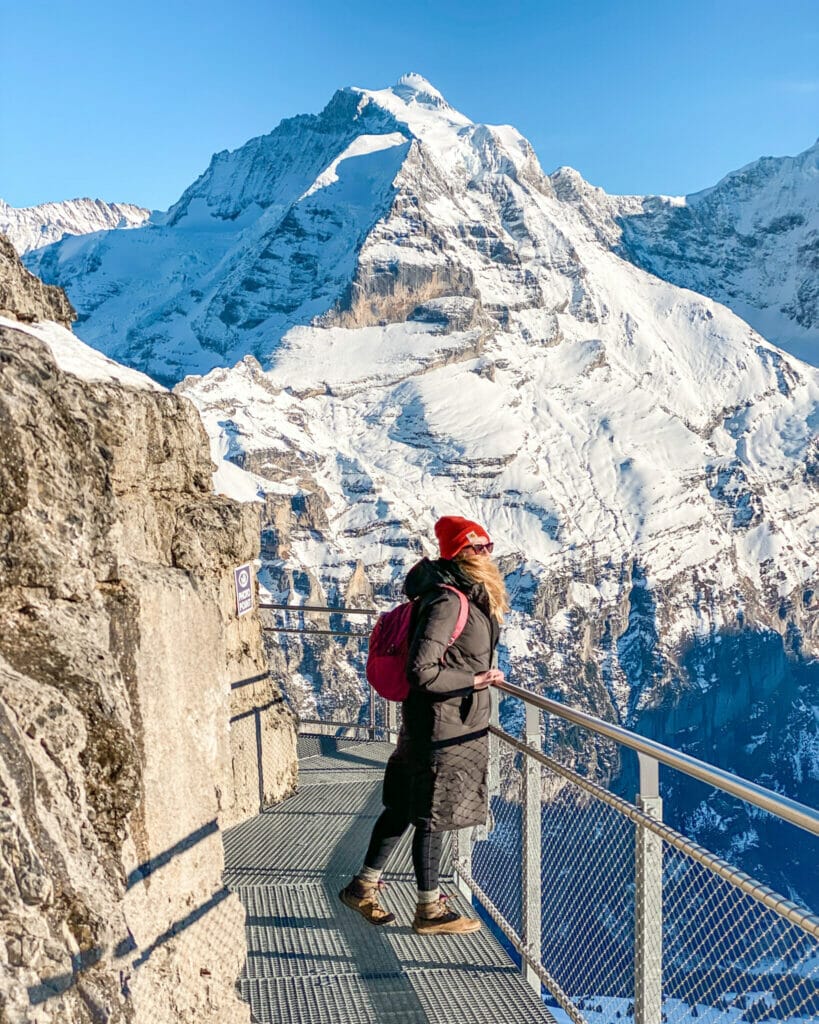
[635,752,663,1024]
[476,691,500,842]
[489,647,500,797]
[386,697,398,744]
[522,701,542,993]
[489,689,500,792]
[254,705,265,813]
[454,828,474,901]
[367,611,375,742]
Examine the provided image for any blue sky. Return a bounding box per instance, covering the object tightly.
[3,0,817,210]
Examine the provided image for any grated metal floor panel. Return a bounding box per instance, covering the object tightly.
[237,881,504,980]
[297,739,396,786]
[224,781,385,885]
[223,732,556,1024]
[297,736,395,763]
[238,968,556,1024]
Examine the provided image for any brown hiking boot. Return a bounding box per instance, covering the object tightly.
[412,894,481,935]
[338,878,395,925]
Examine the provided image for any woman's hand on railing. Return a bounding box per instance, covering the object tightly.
[473,668,505,690]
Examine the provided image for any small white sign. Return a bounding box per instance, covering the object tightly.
[234,564,254,617]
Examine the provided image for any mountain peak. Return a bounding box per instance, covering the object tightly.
[390,73,448,108]
[1,198,151,256]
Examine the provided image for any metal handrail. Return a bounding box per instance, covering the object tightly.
[263,626,371,637]
[293,684,819,1016]
[495,679,819,838]
[286,600,819,1021]
[259,602,376,615]
[262,603,818,836]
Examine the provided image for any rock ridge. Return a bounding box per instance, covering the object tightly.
[0,233,75,327]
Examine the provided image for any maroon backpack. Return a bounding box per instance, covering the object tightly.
[366,585,470,702]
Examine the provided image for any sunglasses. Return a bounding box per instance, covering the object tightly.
[468,542,494,555]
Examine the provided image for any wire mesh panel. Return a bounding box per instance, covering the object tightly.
[470,740,525,943]
[661,843,819,1024]
[260,624,819,1024]
[535,755,819,1024]
[370,694,399,744]
[539,775,637,1001]
[261,604,401,745]
[230,707,264,819]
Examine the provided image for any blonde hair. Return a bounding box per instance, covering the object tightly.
[454,550,510,623]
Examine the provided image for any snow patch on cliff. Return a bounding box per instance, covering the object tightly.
[0,316,164,390]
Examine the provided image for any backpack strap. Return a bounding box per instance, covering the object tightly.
[439,584,469,647]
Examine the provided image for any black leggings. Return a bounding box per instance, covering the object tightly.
[363,806,443,892]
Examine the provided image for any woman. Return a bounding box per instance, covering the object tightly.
[340,515,509,934]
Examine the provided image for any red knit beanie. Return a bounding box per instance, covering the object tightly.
[434,516,491,560]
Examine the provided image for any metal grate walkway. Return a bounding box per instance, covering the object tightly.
[223,735,557,1024]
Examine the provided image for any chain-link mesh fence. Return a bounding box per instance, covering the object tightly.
[260,602,375,731]
[229,703,264,817]
[372,692,400,744]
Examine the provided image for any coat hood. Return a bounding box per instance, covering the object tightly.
[404,557,489,612]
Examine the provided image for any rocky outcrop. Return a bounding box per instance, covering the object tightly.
[0,233,75,327]
[330,261,479,329]
[0,322,298,1023]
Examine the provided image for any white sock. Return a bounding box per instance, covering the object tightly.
[417,887,440,904]
[357,865,382,885]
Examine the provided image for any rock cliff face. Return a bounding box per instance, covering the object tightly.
[0,253,298,1022]
[0,234,75,327]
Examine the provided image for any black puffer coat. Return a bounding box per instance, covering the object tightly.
[382,557,500,832]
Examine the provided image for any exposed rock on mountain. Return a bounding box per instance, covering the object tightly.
[0,233,75,327]
[0,249,297,1022]
[1,197,150,256]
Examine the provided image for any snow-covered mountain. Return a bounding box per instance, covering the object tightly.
[1,196,150,255]
[22,74,819,902]
[552,139,819,366]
